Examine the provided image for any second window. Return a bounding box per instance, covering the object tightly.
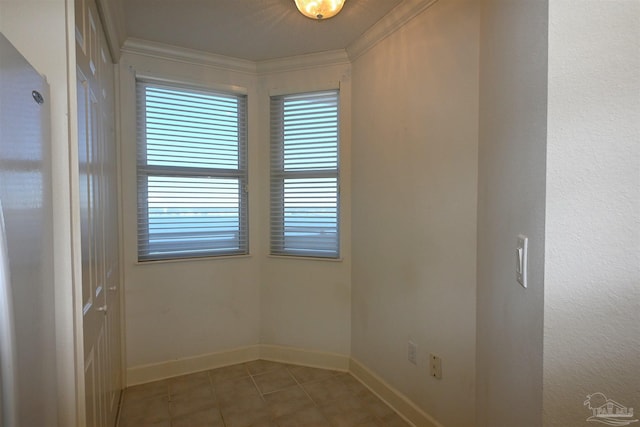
[270,90,340,259]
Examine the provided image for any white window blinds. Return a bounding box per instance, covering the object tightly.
[136,80,248,261]
[270,90,340,258]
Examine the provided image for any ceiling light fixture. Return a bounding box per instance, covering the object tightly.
[294,0,346,20]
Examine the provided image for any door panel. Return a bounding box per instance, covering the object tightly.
[76,0,122,425]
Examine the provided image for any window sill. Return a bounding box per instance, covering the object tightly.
[136,254,252,266]
[267,255,343,263]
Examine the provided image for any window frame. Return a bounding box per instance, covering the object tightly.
[136,78,249,262]
[270,89,341,259]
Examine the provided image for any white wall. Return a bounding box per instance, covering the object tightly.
[258,62,352,356]
[0,1,80,425]
[544,1,640,425]
[475,1,548,426]
[119,52,262,370]
[119,49,353,376]
[350,1,479,425]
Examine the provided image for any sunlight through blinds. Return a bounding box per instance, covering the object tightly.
[270,90,340,258]
[137,80,248,261]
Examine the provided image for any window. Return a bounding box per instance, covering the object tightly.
[270,90,340,258]
[136,80,248,261]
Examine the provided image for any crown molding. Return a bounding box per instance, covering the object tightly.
[256,49,350,75]
[121,38,258,75]
[346,0,439,61]
[119,0,437,73]
[96,0,127,62]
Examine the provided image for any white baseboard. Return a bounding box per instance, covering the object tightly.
[259,344,350,371]
[349,358,443,427]
[126,345,260,386]
[126,346,441,427]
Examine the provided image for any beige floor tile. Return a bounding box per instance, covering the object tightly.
[219,391,266,413]
[354,418,386,427]
[169,387,217,418]
[287,364,337,385]
[119,418,170,427]
[246,420,279,427]
[124,380,169,403]
[263,384,315,418]
[171,407,225,427]
[245,359,286,375]
[302,376,351,405]
[118,362,407,427]
[380,412,412,426]
[171,382,215,401]
[119,394,170,423]
[210,363,250,383]
[216,376,262,407]
[169,370,211,396]
[325,410,374,427]
[359,393,395,419]
[253,368,297,394]
[320,397,372,427]
[335,373,370,396]
[220,404,272,427]
[275,405,331,427]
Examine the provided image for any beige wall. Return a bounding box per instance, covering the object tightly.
[350,1,479,426]
[544,1,640,424]
[475,0,548,426]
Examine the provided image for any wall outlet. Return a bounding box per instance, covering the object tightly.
[408,341,417,365]
[430,354,442,379]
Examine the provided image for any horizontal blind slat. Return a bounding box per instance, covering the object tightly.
[270,90,340,259]
[137,80,248,261]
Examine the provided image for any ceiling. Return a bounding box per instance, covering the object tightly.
[123,0,403,62]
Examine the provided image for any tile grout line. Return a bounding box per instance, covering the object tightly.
[288,366,320,406]
[206,370,228,427]
[286,366,340,427]
[119,361,410,427]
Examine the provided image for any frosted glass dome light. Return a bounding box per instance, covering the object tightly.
[294,0,346,20]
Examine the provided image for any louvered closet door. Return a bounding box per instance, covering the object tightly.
[75,0,122,425]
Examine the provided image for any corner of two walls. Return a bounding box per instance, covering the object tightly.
[118,50,353,381]
[477,1,640,426]
[120,1,483,425]
[350,0,480,426]
[544,1,640,424]
[258,63,353,359]
[118,53,262,373]
[476,0,548,426]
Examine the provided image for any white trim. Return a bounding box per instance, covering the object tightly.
[256,49,350,75]
[346,0,439,61]
[133,72,249,96]
[115,63,129,392]
[349,358,443,427]
[126,345,261,386]
[125,345,349,386]
[268,81,340,98]
[259,345,350,371]
[96,0,126,61]
[119,1,437,69]
[122,38,258,75]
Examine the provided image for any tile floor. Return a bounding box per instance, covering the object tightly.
[118,360,411,427]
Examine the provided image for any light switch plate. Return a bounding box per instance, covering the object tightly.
[516,235,528,288]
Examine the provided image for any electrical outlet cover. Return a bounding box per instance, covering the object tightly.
[430,353,442,379]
